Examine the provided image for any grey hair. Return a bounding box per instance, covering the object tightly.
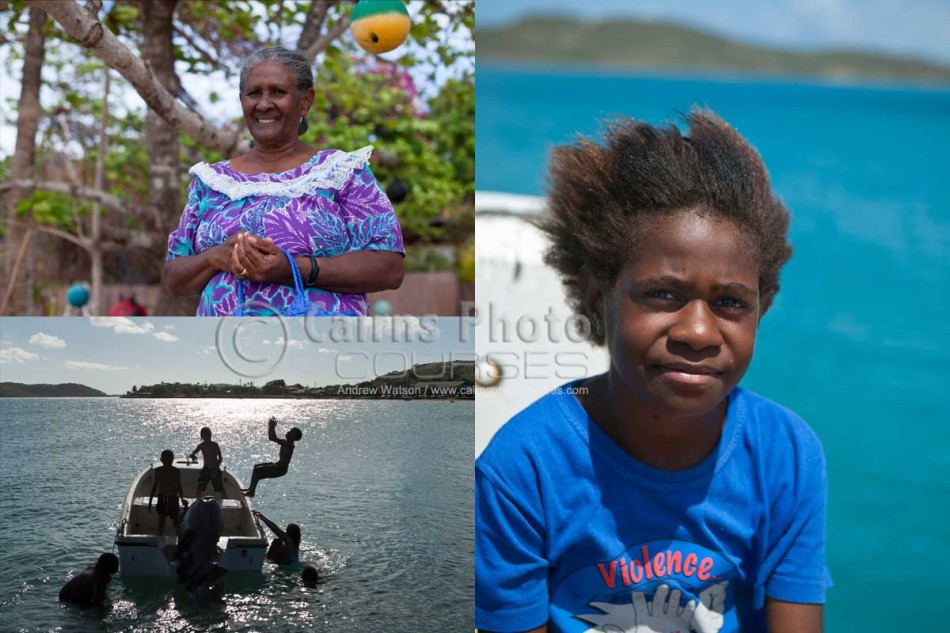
[239,46,314,95]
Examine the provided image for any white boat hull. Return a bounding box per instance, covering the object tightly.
[115,460,268,577]
[475,191,609,456]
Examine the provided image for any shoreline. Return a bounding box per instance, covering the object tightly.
[2,394,475,400]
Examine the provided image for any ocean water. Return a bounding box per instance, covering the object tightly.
[477,65,950,629]
[0,398,474,632]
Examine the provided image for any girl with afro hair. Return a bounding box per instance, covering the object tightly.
[476,111,830,633]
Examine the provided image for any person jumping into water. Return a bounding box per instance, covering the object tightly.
[241,416,302,497]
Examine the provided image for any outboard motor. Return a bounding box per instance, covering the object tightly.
[177,497,226,596]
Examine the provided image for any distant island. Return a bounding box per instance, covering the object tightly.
[478,17,950,84]
[120,361,476,401]
[0,382,109,398]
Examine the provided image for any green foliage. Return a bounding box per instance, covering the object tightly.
[108,5,139,29]
[457,238,475,283]
[173,0,290,76]
[16,190,83,229]
[2,0,28,34]
[124,361,476,399]
[427,74,475,198]
[408,1,475,76]
[309,53,473,241]
[403,246,453,273]
[31,50,151,226]
[263,379,287,395]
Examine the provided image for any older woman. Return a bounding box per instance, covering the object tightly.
[163,47,404,316]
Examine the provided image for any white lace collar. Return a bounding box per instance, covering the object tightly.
[189,145,373,201]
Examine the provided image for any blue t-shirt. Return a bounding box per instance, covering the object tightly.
[476,384,831,633]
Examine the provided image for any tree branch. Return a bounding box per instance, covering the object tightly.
[297,0,333,53]
[28,0,242,156]
[173,23,221,75]
[0,178,146,217]
[1,216,87,247]
[55,111,88,241]
[303,13,351,63]
[1,216,139,252]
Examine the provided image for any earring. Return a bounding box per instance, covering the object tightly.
[298,117,309,136]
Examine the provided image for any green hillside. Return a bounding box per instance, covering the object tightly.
[0,382,109,397]
[121,361,476,400]
[478,17,950,83]
[375,361,475,384]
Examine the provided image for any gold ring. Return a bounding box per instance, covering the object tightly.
[239,267,248,277]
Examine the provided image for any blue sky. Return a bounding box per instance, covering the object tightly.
[477,0,950,65]
[0,317,476,395]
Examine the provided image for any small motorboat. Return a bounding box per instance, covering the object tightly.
[475,191,609,457]
[115,459,268,577]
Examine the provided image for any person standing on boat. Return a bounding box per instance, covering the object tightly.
[254,510,301,564]
[59,553,119,608]
[241,416,302,497]
[189,427,226,501]
[148,449,187,539]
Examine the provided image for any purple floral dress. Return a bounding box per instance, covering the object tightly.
[166,146,404,316]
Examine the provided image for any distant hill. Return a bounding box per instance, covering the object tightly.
[121,361,476,400]
[374,361,475,384]
[0,382,109,397]
[478,17,950,84]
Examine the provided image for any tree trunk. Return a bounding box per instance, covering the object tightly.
[89,68,111,315]
[142,0,179,234]
[142,0,180,312]
[2,6,48,315]
[297,1,333,53]
[30,0,240,156]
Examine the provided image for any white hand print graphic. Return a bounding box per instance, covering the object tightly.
[578,581,729,633]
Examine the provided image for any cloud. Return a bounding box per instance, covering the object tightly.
[64,360,127,371]
[89,317,156,335]
[264,338,310,350]
[89,317,174,341]
[0,347,40,364]
[315,347,356,361]
[28,333,66,349]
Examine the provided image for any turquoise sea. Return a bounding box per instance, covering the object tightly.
[0,398,474,632]
[478,65,950,630]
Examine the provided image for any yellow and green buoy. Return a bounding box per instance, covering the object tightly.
[350,0,411,55]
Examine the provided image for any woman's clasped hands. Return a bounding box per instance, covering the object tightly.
[229,232,291,284]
